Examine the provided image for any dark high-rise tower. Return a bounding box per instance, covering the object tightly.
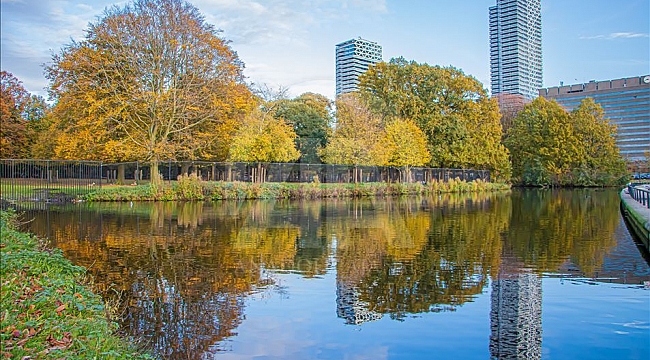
[489,0,543,100]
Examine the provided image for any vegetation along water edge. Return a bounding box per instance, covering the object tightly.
[82,176,511,202]
[0,211,151,359]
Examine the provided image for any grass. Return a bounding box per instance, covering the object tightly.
[82,177,511,202]
[0,210,151,359]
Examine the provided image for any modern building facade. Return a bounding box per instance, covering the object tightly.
[539,75,650,162]
[489,0,543,100]
[335,37,382,96]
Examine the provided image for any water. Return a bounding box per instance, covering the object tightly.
[19,189,650,359]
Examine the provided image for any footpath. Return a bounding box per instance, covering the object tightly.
[620,184,650,249]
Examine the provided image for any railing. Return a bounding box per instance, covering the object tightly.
[1,159,102,206]
[627,183,650,209]
[1,159,492,205]
[100,161,491,184]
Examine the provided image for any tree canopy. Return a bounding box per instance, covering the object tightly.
[228,109,300,164]
[45,0,255,176]
[359,57,511,181]
[320,93,383,166]
[271,93,332,164]
[505,97,627,186]
[0,71,48,159]
[379,118,431,168]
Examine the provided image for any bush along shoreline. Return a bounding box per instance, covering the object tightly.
[0,211,151,359]
[82,175,511,202]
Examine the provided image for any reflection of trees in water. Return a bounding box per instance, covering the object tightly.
[27,202,282,358]
[332,193,511,321]
[505,189,620,275]
[20,189,632,356]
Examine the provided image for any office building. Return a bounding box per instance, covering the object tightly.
[335,37,382,96]
[489,0,543,100]
[540,75,650,161]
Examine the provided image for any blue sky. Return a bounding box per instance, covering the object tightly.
[1,0,648,100]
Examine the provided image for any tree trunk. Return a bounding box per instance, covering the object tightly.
[117,164,125,185]
[181,162,190,177]
[151,160,163,186]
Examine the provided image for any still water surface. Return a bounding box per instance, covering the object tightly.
[21,189,650,359]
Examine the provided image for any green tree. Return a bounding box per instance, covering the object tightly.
[320,93,383,168]
[569,98,627,185]
[271,93,332,163]
[228,109,300,182]
[359,57,511,181]
[505,97,626,186]
[0,71,48,158]
[379,118,431,182]
[45,0,255,183]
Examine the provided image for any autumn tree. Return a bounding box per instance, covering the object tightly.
[45,0,255,182]
[320,93,384,167]
[0,71,48,158]
[271,92,332,164]
[379,118,431,182]
[228,109,300,182]
[505,97,627,186]
[359,57,511,181]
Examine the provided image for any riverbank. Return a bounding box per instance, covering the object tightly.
[0,211,150,359]
[83,177,511,201]
[620,185,650,249]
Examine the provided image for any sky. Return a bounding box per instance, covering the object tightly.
[1,0,649,100]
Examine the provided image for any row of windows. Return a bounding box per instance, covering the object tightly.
[547,88,648,101]
[617,138,650,144]
[556,94,649,106]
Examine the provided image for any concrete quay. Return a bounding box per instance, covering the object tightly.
[620,184,650,249]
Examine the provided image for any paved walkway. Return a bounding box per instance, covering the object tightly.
[620,185,650,248]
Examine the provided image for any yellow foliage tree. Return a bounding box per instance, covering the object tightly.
[321,93,384,167]
[228,109,300,182]
[379,118,431,182]
[45,0,255,181]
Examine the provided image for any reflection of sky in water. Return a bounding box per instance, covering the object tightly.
[211,272,649,360]
[20,189,650,359]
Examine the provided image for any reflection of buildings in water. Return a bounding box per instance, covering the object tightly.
[336,281,382,325]
[489,271,542,360]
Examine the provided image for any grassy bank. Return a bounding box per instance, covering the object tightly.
[83,176,510,201]
[0,211,150,359]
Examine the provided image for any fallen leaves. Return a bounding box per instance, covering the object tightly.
[46,331,73,350]
[2,326,39,352]
[54,302,67,316]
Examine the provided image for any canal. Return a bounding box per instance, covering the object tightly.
[20,189,650,359]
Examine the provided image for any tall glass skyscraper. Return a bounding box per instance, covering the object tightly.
[489,0,543,100]
[335,37,382,96]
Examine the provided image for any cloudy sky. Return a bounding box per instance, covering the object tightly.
[1,0,648,99]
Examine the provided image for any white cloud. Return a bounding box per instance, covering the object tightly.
[580,32,649,40]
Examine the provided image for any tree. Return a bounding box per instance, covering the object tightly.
[45,0,255,182]
[379,118,431,182]
[271,93,332,164]
[569,98,627,185]
[0,71,48,158]
[320,93,384,167]
[505,97,626,186]
[228,109,300,182]
[359,57,511,181]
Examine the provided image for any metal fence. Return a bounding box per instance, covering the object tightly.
[1,159,102,206]
[101,161,490,184]
[1,159,491,205]
[628,183,650,209]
